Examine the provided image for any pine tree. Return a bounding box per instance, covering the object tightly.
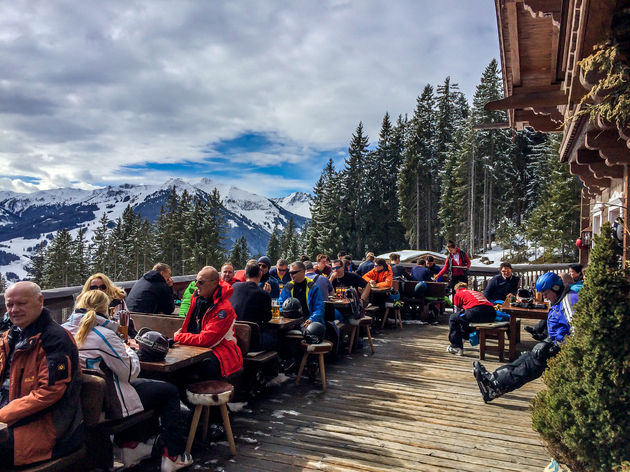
[0,273,6,292]
[73,227,90,285]
[91,213,111,274]
[525,134,580,261]
[229,236,249,270]
[26,241,47,284]
[532,223,630,470]
[267,225,281,262]
[203,188,227,269]
[307,159,341,255]
[280,217,299,261]
[155,186,183,272]
[41,229,76,289]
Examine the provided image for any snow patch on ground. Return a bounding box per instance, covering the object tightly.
[271,409,300,419]
[227,402,248,413]
[265,373,290,387]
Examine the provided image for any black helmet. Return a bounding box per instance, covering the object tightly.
[302,321,325,344]
[282,297,302,318]
[516,288,534,304]
[135,327,169,362]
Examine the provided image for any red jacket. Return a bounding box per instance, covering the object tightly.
[453,289,493,310]
[437,248,470,279]
[175,281,243,377]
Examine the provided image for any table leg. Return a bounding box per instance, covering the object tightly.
[509,315,517,361]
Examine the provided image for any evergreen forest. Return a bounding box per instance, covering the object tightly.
[26,60,581,289]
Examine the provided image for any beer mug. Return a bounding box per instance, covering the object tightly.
[271,299,280,319]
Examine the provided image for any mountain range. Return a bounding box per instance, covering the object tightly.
[0,178,311,281]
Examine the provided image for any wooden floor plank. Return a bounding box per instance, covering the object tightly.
[137,319,551,471]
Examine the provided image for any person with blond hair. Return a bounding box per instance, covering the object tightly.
[63,290,192,471]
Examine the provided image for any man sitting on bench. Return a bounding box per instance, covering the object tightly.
[0,282,83,467]
[447,283,496,356]
[473,272,577,403]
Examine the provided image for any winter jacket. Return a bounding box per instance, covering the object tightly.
[63,310,143,417]
[305,271,333,300]
[483,274,520,303]
[362,266,393,288]
[411,266,433,282]
[175,281,243,378]
[179,281,196,317]
[0,308,83,466]
[126,270,175,314]
[547,289,577,343]
[278,277,325,324]
[231,281,272,329]
[436,249,470,279]
[356,260,375,276]
[259,273,280,298]
[453,289,493,310]
[391,264,412,280]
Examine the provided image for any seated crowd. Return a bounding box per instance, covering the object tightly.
[0,247,582,468]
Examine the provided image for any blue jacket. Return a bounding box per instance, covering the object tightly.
[259,273,280,298]
[278,277,325,324]
[547,290,577,343]
[411,266,433,282]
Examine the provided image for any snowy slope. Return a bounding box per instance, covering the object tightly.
[271,192,311,219]
[0,179,308,281]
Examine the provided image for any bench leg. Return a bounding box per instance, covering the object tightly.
[498,333,505,362]
[381,308,390,329]
[396,308,402,328]
[185,404,203,454]
[365,325,375,354]
[479,330,486,360]
[295,352,309,386]
[318,353,327,392]
[220,403,236,455]
[348,326,357,354]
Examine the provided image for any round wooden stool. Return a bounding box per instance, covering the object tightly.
[295,340,333,392]
[348,316,375,354]
[185,380,236,455]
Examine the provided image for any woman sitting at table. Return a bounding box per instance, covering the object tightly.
[63,290,193,471]
[78,273,137,337]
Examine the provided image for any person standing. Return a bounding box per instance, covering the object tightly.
[435,241,470,292]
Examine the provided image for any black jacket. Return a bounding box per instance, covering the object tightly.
[126,270,175,314]
[231,281,272,329]
[483,274,520,302]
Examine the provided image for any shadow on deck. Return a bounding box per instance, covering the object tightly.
[137,320,550,472]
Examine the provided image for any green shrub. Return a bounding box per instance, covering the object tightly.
[531,223,630,471]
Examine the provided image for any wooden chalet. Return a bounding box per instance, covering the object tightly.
[488,0,630,265]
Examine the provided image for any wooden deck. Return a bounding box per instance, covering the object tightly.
[138,321,551,471]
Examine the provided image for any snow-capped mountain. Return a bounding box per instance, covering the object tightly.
[272,192,311,219]
[0,178,309,281]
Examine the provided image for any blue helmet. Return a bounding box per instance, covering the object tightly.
[535,272,563,294]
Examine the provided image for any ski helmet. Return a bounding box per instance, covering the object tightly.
[535,272,563,295]
[281,297,303,318]
[414,281,428,296]
[135,327,169,362]
[302,321,325,344]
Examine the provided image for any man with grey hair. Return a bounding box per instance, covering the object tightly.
[0,282,83,466]
[126,262,175,314]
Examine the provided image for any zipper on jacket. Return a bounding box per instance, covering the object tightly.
[16,368,24,398]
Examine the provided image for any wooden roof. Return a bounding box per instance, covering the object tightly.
[489,0,630,194]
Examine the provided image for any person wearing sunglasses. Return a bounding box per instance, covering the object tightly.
[277,261,324,329]
[362,258,393,289]
[257,256,280,298]
[329,259,371,304]
[126,263,175,315]
[175,266,243,382]
[269,258,291,284]
[78,272,137,337]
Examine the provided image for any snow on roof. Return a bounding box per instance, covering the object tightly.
[375,250,447,262]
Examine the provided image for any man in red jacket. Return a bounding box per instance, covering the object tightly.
[175,266,243,380]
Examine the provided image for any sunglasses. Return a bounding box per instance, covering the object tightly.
[195,279,206,287]
[289,270,303,275]
[258,263,268,268]
[277,268,287,272]
[332,266,343,270]
[90,284,107,291]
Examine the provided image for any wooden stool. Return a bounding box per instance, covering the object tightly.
[382,304,402,329]
[295,340,333,392]
[473,322,509,361]
[185,380,236,455]
[347,316,375,354]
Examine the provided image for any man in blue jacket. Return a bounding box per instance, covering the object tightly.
[473,272,577,403]
[278,261,324,329]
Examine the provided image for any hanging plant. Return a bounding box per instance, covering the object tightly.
[576,41,630,129]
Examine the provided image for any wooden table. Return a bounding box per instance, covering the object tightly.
[139,343,214,373]
[266,316,305,331]
[501,300,548,361]
[0,421,7,443]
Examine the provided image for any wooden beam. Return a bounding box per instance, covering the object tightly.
[507,0,521,86]
[485,89,567,110]
[574,149,623,178]
[585,129,630,165]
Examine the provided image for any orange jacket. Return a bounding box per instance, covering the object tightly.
[362,265,393,288]
[0,309,82,465]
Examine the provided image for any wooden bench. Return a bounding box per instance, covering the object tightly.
[470,321,514,361]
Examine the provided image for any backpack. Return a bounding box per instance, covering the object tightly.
[344,287,364,320]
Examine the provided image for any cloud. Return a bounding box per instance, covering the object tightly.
[0,0,499,195]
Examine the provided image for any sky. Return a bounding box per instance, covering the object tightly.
[0,1,500,198]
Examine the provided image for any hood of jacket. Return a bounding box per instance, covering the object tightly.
[66,308,120,334]
[143,270,165,283]
[213,279,234,304]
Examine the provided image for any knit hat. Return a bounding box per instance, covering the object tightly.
[257,256,271,267]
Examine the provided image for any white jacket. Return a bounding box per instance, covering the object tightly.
[63,310,143,417]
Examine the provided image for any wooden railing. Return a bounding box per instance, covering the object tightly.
[1,262,575,323]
